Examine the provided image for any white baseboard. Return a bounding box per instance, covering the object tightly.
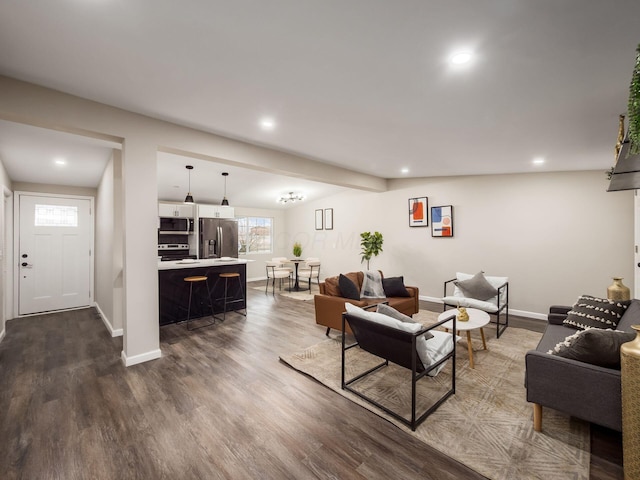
[94,302,123,337]
[420,295,547,322]
[247,275,267,282]
[121,348,162,367]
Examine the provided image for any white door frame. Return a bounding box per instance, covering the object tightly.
[13,191,95,318]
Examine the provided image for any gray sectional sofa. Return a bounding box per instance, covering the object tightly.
[525,298,640,432]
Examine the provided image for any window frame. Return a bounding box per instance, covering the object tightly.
[237,215,274,255]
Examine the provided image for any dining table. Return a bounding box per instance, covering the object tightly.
[287,258,305,291]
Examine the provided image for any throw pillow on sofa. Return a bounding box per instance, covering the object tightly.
[339,274,361,300]
[382,276,411,297]
[453,271,498,301]
[548,328,636,369]
[562,295,630,330]
[361,270,386,299]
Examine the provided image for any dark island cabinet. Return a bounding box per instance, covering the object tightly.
[158,263,247,325]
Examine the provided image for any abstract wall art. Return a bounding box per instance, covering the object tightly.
[408,197,428,227]
[431,205,454,237]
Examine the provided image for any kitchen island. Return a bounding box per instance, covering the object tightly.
[158,258,250,325]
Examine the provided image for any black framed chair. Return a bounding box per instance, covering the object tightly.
[297,258,321,291]
[442,273,509,338]
[341,311,456,431]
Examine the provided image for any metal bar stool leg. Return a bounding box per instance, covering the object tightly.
[213,272,246,321]
[184,275,214,330]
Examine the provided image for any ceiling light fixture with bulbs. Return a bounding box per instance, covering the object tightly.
[277,192,305,203]
[184,165,194,204]
[221,172,229,206]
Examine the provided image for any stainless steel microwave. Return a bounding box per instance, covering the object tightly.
[158,217,194,234]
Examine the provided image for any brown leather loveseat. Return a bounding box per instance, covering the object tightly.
[314,271,419,334]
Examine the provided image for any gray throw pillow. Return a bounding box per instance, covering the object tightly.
[377,303,433,340]
[454,271,498,301]
[338,274,360,301]
[549,328,636,369]
[562,295,630,330]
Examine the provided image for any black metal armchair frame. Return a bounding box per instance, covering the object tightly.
[443,278,509,338]
[341,311,456,431]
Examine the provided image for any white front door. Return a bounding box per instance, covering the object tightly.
[18,194,93,315]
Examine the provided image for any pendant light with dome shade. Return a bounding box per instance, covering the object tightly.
[184,165,195,204]
[221,172,230,206]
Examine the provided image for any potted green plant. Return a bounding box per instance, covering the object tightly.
[360,231,383,269]
[292,241,302,258]
[628,43,640,155]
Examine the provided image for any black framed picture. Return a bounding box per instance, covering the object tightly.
[315,209,323,230]
[431,205,453,237]
[324,208,333,230]
[408,197,428,227]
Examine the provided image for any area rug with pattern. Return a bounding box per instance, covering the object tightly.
[279,311,590,480]
[252,285,315,302]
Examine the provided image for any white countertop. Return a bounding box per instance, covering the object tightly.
[158,258,252,271]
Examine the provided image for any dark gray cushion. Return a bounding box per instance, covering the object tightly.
[563,295,630,330]
[549,328,636,369]
[454,271,498,301]
[382,276,410,297]
[338,273,360,300]
[617,299,640,333]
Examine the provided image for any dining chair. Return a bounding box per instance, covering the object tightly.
[265,261,292,294]
[298,257,321,291]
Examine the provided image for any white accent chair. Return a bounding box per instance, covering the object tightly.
[297,257,321,291]
[442,272,509,338]
[271,257,293,274]
[265,261,291,294]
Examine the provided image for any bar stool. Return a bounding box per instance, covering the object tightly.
[184,275,215,330]
[211,272,246,322]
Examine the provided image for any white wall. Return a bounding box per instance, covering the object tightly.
[284,171,634,318]
[95,151,123,336]
[0,156,12,341]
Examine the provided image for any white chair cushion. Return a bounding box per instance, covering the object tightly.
[424,330,460,377]
[442,296,500,313]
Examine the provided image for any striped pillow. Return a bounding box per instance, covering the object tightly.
[563,295,630,330]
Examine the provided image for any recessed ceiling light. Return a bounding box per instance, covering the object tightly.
[532,157,545,165]
[401,167,409,174]
[449,51,473,65]
[260,117,276,130]
[54,158,67,166]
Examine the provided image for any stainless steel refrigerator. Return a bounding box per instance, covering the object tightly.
[199,218,239,258]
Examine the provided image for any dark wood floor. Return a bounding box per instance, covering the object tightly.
[0,285,623,479]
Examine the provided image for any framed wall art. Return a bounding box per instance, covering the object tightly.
[408,197,428,227]
[315,209,323,230]
[324,208,333,230]
[431,205,454,237]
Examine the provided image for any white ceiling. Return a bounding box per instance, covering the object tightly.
[1,1,640,198]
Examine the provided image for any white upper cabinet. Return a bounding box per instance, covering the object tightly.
[197,204,235,219]
[158,202,194,218]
